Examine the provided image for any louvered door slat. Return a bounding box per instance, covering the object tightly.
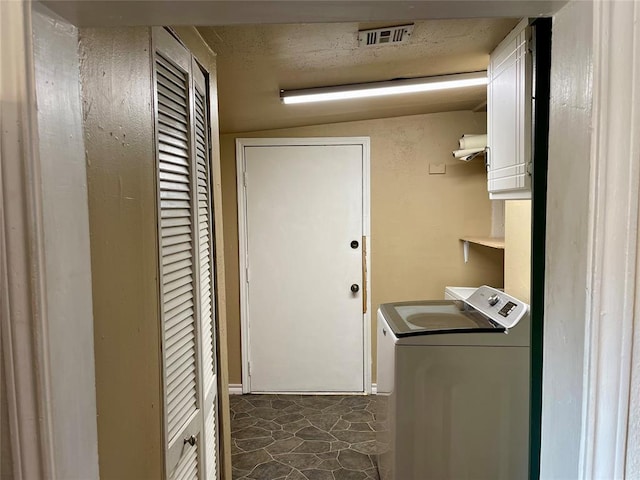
[167,372,197,404]
[166,335,196,366]
[156,72,189,101]
[160,169,190,182]
[162,209,191,220]
[164,258,192,276]
[167,374,196,415]
[158,107,189,130]
[166,312,195,342]
[159,131,190,150]
[162,202,191,213]
[167,375,196,417]
[162,229,191,241]
[171,443,198,480]
[158,116,189,136]
[163,215,192,227]
[158,82,188,106]
[156,50,199,445]
[159,162,188,176]
[157,59,189,91]
[160,121,190,141]
[162,242,191,258]
[165,291,194,315]
[205,407,217,479]
[169,401,197,439]
[164,277,192,299]
[164,256,192,273]
[158,94,190,121]
[163,225,191,237]
[161,182,190,194]
[159,142,190,160]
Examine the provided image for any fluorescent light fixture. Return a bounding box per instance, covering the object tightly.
[280,71,487,105]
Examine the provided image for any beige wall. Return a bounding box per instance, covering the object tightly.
[221,111,505,385]
[504,200,532,303]
[81,27,164,480]
[1,356,12,479]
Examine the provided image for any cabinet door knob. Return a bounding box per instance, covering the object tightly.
[184,435,196,447]
[351,284,359,293]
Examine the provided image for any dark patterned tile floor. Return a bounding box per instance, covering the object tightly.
[230,394,380,480]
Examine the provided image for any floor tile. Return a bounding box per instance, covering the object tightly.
[230,394,379,479]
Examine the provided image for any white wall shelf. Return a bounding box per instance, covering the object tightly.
[460,236,505,263]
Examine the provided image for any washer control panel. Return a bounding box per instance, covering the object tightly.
[466,286,529,329]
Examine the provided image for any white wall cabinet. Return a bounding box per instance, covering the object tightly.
[82,27,219,480]
[487,19,532,200]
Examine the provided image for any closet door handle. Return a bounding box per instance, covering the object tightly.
[184,435,196,447]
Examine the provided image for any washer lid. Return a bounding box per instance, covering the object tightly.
[379,300,504,338]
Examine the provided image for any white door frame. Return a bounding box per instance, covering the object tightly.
[578,1,640,477]
[236,137,371,395]
[1,2,55,477]
[1,2,100,478]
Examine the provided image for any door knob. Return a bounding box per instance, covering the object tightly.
[351,284,360,293]
[184,435,196,447]
[350,240,359,249]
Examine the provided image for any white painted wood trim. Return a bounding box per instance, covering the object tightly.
[0,1,55,476]
[228,385,244,395]
[580,1,640,478]
[236,137,372,395]
[229,384,377,396]
[236,140,251,394]
[362,138,372,395]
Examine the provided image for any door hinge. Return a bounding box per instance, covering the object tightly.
[527,161,533,176]
[247,361,251,376]
[245,266,250,283]
[243,170,247,187]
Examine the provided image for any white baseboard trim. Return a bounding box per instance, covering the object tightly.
[229,384,378,395]
[228,384,244,395]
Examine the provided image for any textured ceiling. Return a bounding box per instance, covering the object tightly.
[198,18,519,133]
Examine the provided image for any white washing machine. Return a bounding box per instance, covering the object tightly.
[376,286,529,480]
[444,286,478,301]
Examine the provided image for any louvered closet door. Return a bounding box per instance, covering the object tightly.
[192,57,219,480]
[154,27,218,480]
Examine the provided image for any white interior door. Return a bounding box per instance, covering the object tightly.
[239,141,367,393]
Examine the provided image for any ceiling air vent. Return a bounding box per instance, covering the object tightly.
[358,24,414,47]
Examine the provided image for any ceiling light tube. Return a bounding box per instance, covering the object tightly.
[280,71,487,105]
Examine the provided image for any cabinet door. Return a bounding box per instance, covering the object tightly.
[487,21,532,199]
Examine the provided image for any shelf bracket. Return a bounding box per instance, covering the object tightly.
[463,240,470,263]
